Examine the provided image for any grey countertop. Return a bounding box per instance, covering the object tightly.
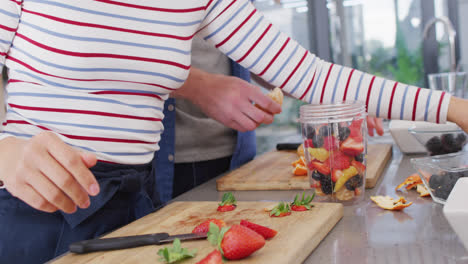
[173,136,468,264]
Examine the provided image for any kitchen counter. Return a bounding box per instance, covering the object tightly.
[173,135,468,264]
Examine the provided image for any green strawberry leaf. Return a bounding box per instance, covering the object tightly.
[219,192,237,206]
[269,202,291,216]
[157,238,197,263]
[207,222,220,246]
[291,191,316,209]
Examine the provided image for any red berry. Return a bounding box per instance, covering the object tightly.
[240,220,278,239]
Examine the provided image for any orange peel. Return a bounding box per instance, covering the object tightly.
[416,184,430,197]
[370,196,413,210]
[396,173,423,191]
[292,164,307,176]
[297,144,305,157]
[291,156,306,167]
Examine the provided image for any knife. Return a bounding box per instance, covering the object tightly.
[69,232,208,254]
[276,142,301,151]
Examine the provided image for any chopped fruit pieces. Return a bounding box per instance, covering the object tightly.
[351,160,366,174]
[292,164,308,176]
[345,175,363,191]
[395,173,423,191]
[349,119,364,141]
[340,137,364,156]
[196,250,223,264]
[192,219,226,234]
[336,188,355,201]
[157,238,197,264]
[291,156,306,167]
[240,220,278,239]
[334,166,359,192]
[416,184,430,197]
[323,136,339,151]
[291,192,315,211]
[370,196,413,210]
[297,143,305,157]
[269,202,292,217]
[217,192,237,212]
[304,138,314,148]
[331,169,343,183]
[308,147,330,162]
[309,161,331,175]
[327,151,351,170]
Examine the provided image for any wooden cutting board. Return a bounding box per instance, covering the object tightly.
[51,201,343,264]
[217,143,392,191]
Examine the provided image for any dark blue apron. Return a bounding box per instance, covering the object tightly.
[0,162,160,264]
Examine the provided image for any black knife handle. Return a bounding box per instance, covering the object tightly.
[276,143,301,151]
[69,233,169,254]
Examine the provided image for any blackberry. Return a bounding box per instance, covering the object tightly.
[456,133,467,146]
[345,175,363,191]
[429,174,444,190]
[441,134,462,154]
[338,126,351,142]
[431,172,460,200]
[319,126,331,138]
[425,136,443,156]
[311,170,323,181]
[320,176,333,194]
[303,125,316,140]
[355,154,364,163]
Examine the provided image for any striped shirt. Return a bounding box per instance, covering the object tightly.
[0,0,450,164]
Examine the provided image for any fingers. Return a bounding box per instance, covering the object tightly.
[248,85,282,114]
[367,116,376,137]
[35,152,91,210]
[16,184,59,213]
[375,118,385,136]
[46,135,100,197]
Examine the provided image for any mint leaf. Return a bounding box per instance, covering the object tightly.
[157,238,197,263]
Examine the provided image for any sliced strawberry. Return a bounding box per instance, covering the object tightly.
[217,204,236,212]
[349,119,364,141]
[217,192,237,212]
[196,249,223,264]
[240,220,278,239]
[304,138,314,148]
[331,169,344,183]
[327,151,351,170]
[291,205,308,211]
[192,219,226,234]
[340,137,364,156]
[351,160,366,174]
[309,161,331,175]
[221,225,265,260]
[271,212,291,217]
[322,136,339,151]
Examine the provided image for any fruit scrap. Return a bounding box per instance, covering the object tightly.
[207,222,265,260]
[291,191,316,211]
[395,173,423,191]
[370,196,413,210]
[291,156,306,167]
[157,238,197,263]
[217,192,237,212]
[292,164,308,176]
[240,220,278,239]
[196,249,223,264]
[269,202,292,217]
[192,219,226,234]
[416,184,430,197]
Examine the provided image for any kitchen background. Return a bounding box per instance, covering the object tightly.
[2,0,468,155]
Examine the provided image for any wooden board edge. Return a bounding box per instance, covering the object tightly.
[217,180,311,191]
[365,144,393,189]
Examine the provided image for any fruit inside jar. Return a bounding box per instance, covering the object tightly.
[300,102,367,204]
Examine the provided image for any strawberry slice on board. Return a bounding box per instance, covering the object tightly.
[340,137,364,156]
[290,191,315,211]
[207,223,265,260]
[240,220,278,239]
[192,219,226,234]
[217,192,237,212]
[269,202,292,217]
[196,249,223,264]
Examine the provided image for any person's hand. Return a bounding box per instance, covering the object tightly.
[448,96,468,133]
[0,132,100,214]
[172,67,282,132]
[366,116,384,137]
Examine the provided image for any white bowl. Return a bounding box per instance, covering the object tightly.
[389,120,426,154]
[443,177,468,251]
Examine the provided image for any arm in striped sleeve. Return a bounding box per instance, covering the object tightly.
[0,0,22,69]
[198,0,450,124]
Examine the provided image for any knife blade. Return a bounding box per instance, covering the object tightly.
[276,142,301,151]
[69,232,208,254]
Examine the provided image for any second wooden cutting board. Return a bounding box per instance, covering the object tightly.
[51,201,343,264]
[217,143,392,191]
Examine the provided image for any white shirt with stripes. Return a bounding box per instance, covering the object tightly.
[0,0,450,164]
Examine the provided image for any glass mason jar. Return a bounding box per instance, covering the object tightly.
[299,102,367,205]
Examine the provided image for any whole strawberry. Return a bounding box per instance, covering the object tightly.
[221,225,265,260]
[207,223,265,260]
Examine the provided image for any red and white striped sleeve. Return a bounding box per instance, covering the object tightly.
[199,0,450,123]
[0,0,22,69]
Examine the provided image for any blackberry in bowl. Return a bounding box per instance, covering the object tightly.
[411,152,468,204]
[408,122,467,156]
